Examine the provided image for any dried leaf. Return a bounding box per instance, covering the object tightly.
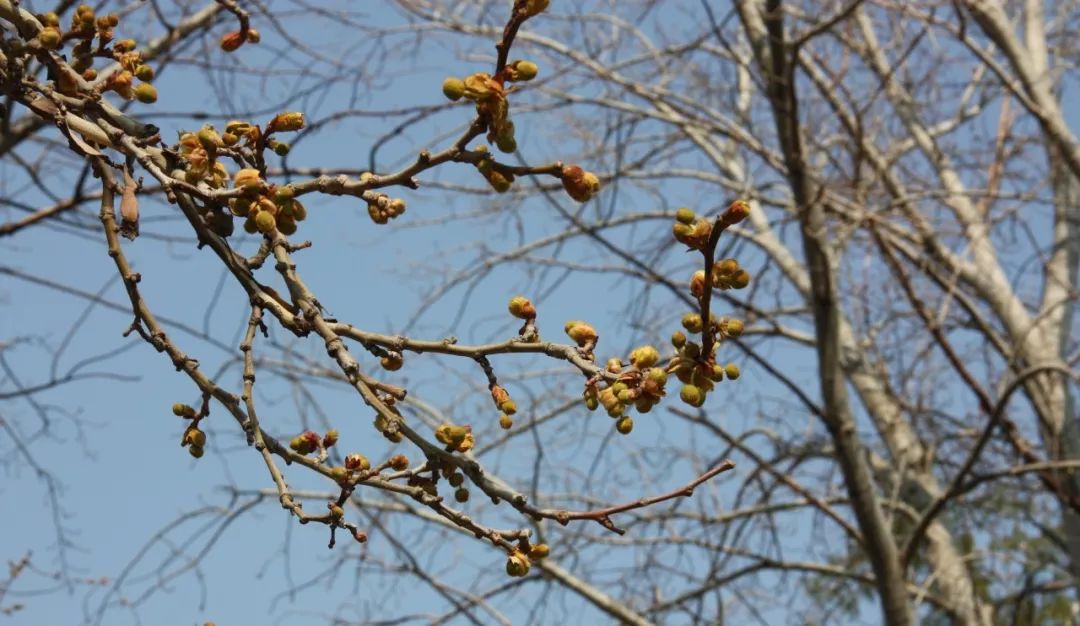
[119,168,139,240]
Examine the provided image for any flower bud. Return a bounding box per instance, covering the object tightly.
[508,296,536,319]
[629,345,660,369]
[671,331,687,348]
[328,503,344,520]
[322,429,339,448]
[380,351,403,371]
[724,363,740,380]
[721,199,751,225]
[690,270,708,298]
[505,550,531,577]
[38,27,62,50]
[616,416,634,434]
[134,64,154,81]
[681,313,703,334]
[269,112,305,133]
[389,454,409,471]
[454,488,470,503]
[564,321,597,347]
[330,466,348,483]
[442,77,465,101]
[254,211,276,233]
[731,270,751,289]
[675,207,696,224]
[134,83,157,104]
[188,445,204,459]
[245,28,260,43]
[647,367,668,385]
[725,319,744,337]
[182,427,206,448]
[172,402,195,417]
[114,39,136,52]
[234,168,262,190]
[508,59,538,81]
[679,384,705,407]
[220,31,244,52]
[345,454,370,471]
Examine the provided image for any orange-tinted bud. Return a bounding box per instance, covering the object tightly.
[508,296,536,319]
[564,321,597,347]
[721,199,751,225]
[268,112,305,133]
[345,454,370,471]
[220,31,245,52]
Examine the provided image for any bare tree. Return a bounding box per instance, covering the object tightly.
[3,1,1080,625]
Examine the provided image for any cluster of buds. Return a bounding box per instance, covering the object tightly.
[366,195,407,224]
[437,464,471,502]
[172,403,206,458]
[503,539,550,578]
[181,425,207,458]
[672,201,752,250]
[359,172,407,224]
[106,37,157,103]
[672,207,712,250]
[288,429,337,455]
[472,145,514,193]
[490,385,517,416]
[668,329,741,408]
[219,27,260,53]
[709,258,751,291]
[561,165,601,203]
[37,6,159,104]
[587,348,667,434]
[231,179,309,236]
[689,265,748,298]
[329,452,371,486]
[434,423,475,453]
[443,70,524,155]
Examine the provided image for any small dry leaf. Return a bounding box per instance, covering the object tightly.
[119,168,139,240]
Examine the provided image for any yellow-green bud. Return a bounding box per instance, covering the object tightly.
[134,82,157,104]
[442,77,465,101]
[675,207,695,224]
[679,384,704,407]
[528,543,550,559]
[510,60,538,81]
[629,345,660,369]
[682,313,703,333]
[616,416,633,434]
[254,211,276,233]
[134,64,154,81]
[724,363,740,380]
[508,296,536,319]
